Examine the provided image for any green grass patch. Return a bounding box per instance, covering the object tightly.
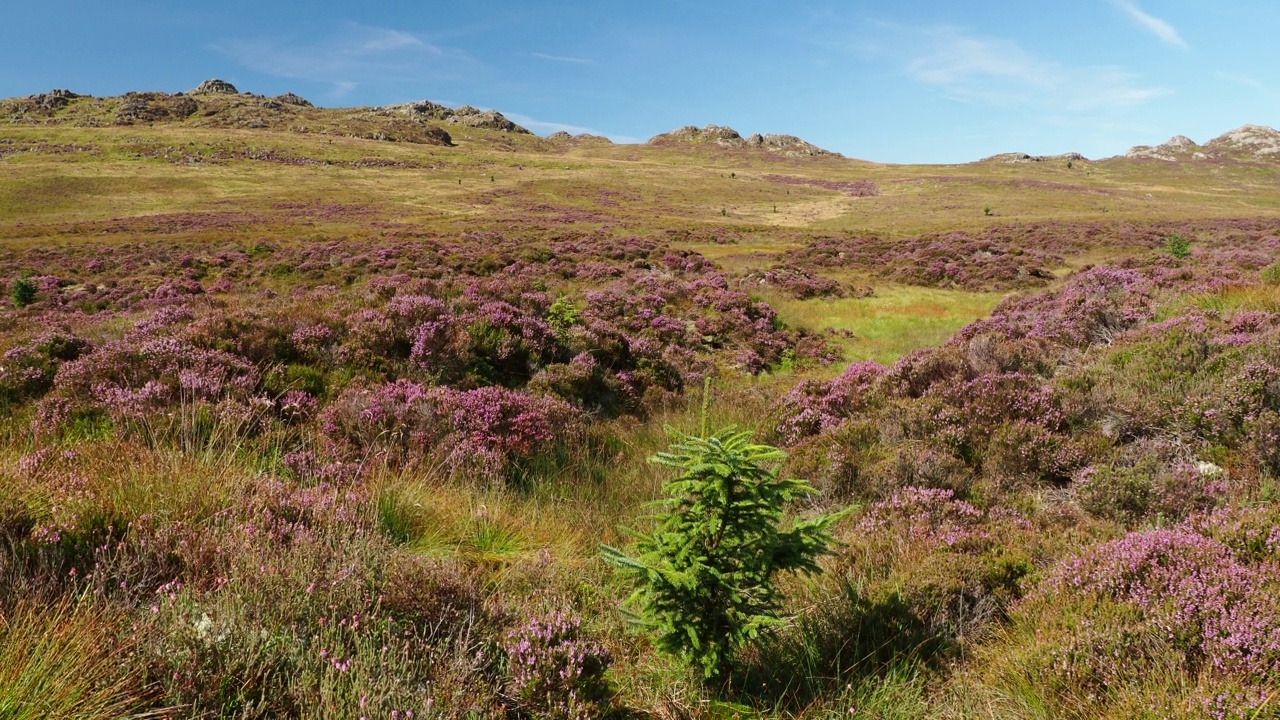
[769,285,1007,364]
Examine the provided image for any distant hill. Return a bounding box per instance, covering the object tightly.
[1,80,848,161]
[1125,124,1280,162]
[0,78,538,147]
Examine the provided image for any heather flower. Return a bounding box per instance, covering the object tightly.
[504,612,613,720]
[1041,528,1280,678]
[774,361,885,445]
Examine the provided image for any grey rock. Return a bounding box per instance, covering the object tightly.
[115,92,198,124]
[649,125,837,155]
[274,92,312,108]
[190,79,239,95]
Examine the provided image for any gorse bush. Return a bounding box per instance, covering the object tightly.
[603,424,844,681]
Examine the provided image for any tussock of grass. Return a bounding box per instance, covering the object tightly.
[0,597,157,719]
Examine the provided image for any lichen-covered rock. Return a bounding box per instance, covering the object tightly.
[649,125,837,155]
[274,92,312,107]
[1207,124,1280,158]
[189,79,239,95]
[115,92,199,124]
[649,124,746,147]
[746,132,839,157]
[447,105,530,133]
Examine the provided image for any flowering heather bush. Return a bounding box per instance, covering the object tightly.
[954,266,1156,349]
[774,361,885,445]
[504,612,613,720]
[322,380,580,482]
[1042,528,1280,678]
[1075,454,1230,526]
[855,487,988,552]
[791,231,1059,292]
[41,335,261,426]
[736,264,854,300]
[0,328,91,406]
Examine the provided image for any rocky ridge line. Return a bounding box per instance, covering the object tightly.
[647,124,841,157]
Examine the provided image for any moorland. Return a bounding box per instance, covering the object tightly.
[2,80,1280,719]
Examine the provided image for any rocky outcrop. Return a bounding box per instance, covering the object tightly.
[1126,135,1201,162]
[649,125,748,147]
[648,125,839,156]
[447,105,529,133]
[547,131,613,145]
[30,89,81,112]
[745,133,838,157]
[1123,125,1280,162]
[981,152,1087,164]
[274,92,312,108]
[1205,124,1280,158]
[189,79,239,95]
[1,89,84,118]
[392,101,530,133]
[115,92,199,124]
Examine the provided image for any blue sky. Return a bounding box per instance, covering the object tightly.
[3,1,1278,163]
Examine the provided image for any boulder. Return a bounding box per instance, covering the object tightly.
[190,79,239,95]
[274,92,313,107]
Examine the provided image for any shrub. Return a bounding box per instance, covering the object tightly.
[603,425,843,680]
[321,381,580,482]
[504,613,613,720]
[1166,233,1193,260]
[9,275,37,308]
[773,361,884,446]
[1043,529,1280,678]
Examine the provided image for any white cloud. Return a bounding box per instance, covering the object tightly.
[503,111,640,144]
[904,26,1169,111]
[214,22,476,96]
[532,52,595,65]
[1215,71,1264,89]
[1106,0,1188,48]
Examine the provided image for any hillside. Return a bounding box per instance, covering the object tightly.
[2,81,1280,719]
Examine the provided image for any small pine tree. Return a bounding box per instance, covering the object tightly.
[1166,233,1192,260]
[603,424,843,681]
[9,276,36,309]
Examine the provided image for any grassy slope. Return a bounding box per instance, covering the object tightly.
[6,105,1280,363]
[4,97,1280,718]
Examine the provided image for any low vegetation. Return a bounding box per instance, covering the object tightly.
[2,88,1280,718]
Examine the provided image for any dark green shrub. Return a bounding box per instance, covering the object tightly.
[1165,233,1192,260]
[10,276,37,308]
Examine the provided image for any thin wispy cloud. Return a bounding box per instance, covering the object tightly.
[1106,0,1187,48]
[214,22,477,97]
[903,26,1168,111]
[1215,71,1263,89]
[532,52,595,65]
